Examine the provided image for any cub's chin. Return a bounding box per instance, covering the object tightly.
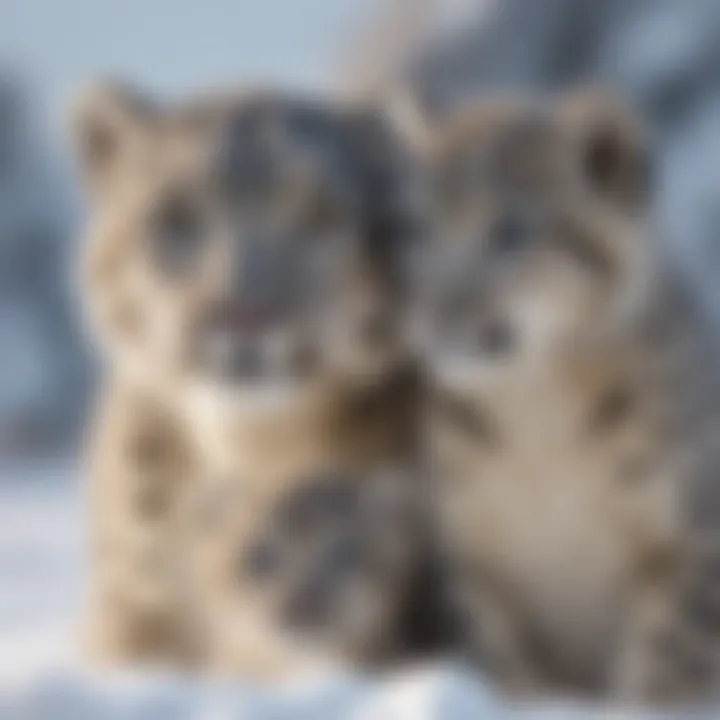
[428,351,501,394]
[187,374,313,422]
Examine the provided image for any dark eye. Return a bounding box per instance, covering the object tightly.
[488,214,528,255]
[149,195,204,276]
[243,540,281,580]
[325,539,362,578]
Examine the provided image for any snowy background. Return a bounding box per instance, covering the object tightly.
[3,0,720,716]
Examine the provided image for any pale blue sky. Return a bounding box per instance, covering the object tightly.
[0,0,367,116]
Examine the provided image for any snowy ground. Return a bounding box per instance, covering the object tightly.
[0,458,705,719]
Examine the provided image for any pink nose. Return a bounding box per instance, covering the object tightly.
[208,302,270,337]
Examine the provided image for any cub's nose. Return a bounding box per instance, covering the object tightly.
[282,589,329,631]
[205,301,267,339]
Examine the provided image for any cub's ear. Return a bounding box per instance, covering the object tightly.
[69,79,156,197]
[558,88,653,214]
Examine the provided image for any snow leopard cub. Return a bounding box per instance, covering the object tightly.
[409,89,720,704]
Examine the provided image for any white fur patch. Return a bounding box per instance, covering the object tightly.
[187,379,308,426]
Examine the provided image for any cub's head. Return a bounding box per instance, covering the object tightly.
[73,82,411,402]
[410,90,653,384]
[194,469,423,665]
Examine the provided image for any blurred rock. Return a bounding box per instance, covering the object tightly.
[0,73,89,460]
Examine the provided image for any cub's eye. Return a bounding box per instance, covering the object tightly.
[149,195,204,276]
[242,540,282,580]
[325,538,362,578]
[487,214,529,255]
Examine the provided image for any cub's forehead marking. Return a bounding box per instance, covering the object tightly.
[209,99,362,208]
[439,114,568,197]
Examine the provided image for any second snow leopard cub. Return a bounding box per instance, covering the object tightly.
[410,89,720,704]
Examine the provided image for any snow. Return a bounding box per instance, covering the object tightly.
[0,459,700,719]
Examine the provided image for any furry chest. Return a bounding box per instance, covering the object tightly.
[443,444,629,628]
[432,367,655,671]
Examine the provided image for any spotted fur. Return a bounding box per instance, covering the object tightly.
[73,81,424,671]
[187,458,443,676]
[412,89,720,704]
